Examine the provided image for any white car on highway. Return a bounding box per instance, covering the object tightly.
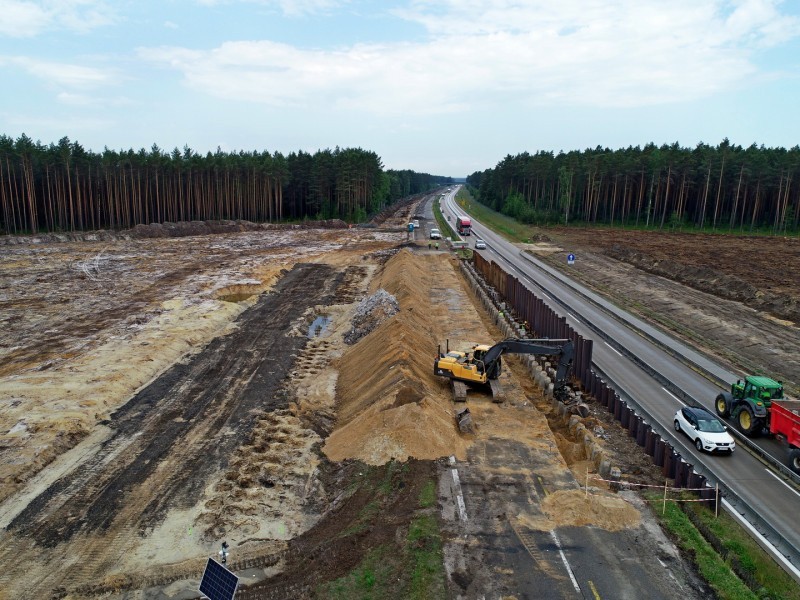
[474,239,486,249]
[674,406,735,454]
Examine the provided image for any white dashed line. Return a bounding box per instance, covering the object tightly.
[567,313,580,324]
[603,341,622,357]
[662,387,684,406]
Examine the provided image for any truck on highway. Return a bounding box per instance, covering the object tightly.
[456,216,471,236]
[715,375,800,473]
[770,399,800,473]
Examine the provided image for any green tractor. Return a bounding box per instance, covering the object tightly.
[715,375,784,437]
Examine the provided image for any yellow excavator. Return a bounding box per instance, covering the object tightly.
[434,338,575,402]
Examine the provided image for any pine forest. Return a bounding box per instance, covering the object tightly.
[468,140,800,234]
[0,134,451,235]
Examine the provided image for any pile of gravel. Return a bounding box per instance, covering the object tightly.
[344,289,400,345]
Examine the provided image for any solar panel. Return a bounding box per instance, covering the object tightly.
[199,557,239,600]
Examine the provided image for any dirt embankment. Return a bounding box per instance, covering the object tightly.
[324,249,469,465]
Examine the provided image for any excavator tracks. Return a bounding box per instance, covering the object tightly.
[489,379,506,402]
[452,380,469,402]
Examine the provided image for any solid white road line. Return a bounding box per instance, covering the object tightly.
[764,468,800,499]
[550,530,581,593]
[721,498,800,581]
[603,341,622,357]
[449,456,468,521]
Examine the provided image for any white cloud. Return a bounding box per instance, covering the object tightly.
[139,1,800,114]
[5,56,118,88]
[0,0,114,37]
[56,91,132,107]
[193,0,345,17]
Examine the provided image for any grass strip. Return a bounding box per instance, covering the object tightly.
[649,495,756,600]
[685,502,800,600]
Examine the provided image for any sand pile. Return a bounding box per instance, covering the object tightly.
[515,489,640,533]
[324,249,468,464]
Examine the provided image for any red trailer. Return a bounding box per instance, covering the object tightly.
[770,399,800,474]
[457,216,471,236]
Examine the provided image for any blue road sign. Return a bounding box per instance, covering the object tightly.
[567,253,575,265]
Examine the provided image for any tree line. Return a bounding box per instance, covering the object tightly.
[0,134,451,235]
[467,140,800,234]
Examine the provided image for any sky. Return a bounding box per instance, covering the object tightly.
[1,0,799,177]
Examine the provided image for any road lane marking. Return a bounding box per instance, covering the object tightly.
[550,530,581,593]
[588,580,602,599]
[662,387,685,406]
[567,313,581,324]
[721,498,800,581]
[764,468,800,499]
[449,456,468,521]
[603,341,622,357]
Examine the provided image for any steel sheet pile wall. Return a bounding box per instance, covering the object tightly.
[472,252,593,385]
[470,252,708,494]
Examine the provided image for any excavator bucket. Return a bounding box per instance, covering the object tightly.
[456,407,474,434]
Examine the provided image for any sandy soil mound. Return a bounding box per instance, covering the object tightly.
[517,489,640,532]
[324,249,468,464]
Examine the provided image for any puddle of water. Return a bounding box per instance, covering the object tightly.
[220,293,255,303]
[308,315,331,338]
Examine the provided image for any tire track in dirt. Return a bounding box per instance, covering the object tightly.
[0,262,344,598]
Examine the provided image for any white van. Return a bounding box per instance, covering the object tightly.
[430,228,441,239]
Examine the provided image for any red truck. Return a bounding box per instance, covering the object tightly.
[771,399,800,474]
[457,216,471,236]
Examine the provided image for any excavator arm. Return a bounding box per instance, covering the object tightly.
[435,337,575,402]
[477,338,574,386]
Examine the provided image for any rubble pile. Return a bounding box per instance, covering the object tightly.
[343,289,400,344]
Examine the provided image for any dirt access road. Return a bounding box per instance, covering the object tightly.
[0,202,731,599]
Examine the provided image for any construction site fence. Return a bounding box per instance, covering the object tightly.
[468,252,800,571]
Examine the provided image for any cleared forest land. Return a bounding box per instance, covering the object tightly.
[528,227,800,392]
[0,201,795,598]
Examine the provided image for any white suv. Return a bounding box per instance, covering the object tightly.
[430,228,441,239]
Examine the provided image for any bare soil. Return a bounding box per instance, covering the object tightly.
[0,209,782,598]
[526,226,800,393]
